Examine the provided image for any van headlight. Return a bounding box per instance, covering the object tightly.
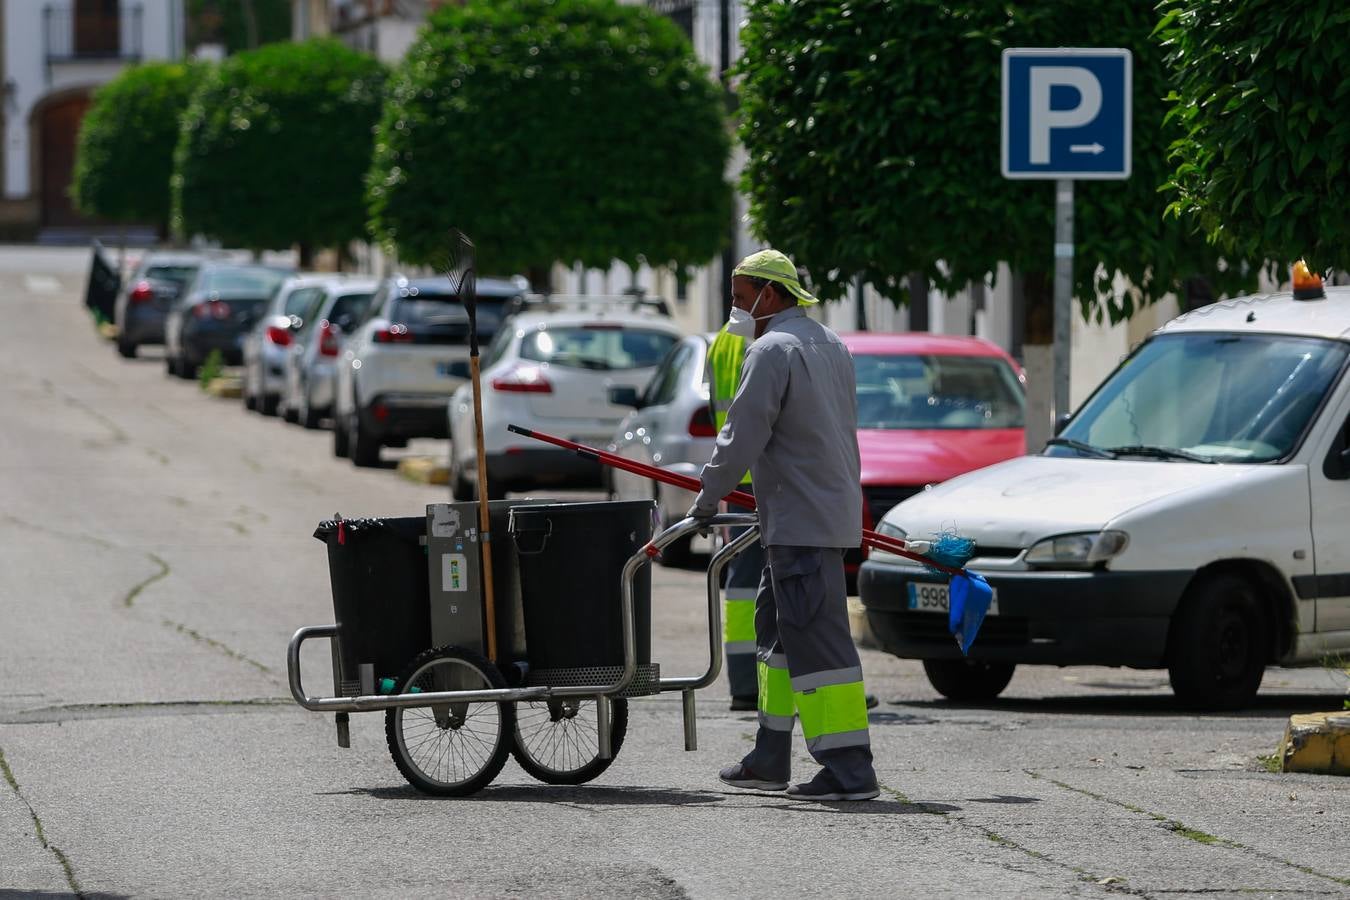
[1024,531,1129,569]
[875,521,907,541]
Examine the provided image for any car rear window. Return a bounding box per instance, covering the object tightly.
[854,353,1025,429]
[200,268,288,296]
[520,326,679,371]
[145,265,197,286]
[284,286,325,317]
[391,292,508,335]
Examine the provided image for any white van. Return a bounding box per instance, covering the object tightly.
[859,279,1350,709]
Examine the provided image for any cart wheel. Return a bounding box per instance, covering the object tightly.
[511,697,628,785]
[384,646,514,796]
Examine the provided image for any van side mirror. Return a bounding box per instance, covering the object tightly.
[1054,413,1073,436]
[609,386,642,408]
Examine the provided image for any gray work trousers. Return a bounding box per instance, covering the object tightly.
[741,546,876,791]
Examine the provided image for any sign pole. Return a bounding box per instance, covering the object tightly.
[1053,178,1074,423]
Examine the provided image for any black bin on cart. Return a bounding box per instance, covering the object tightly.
[314,516,431,695]
[508,500,658,691]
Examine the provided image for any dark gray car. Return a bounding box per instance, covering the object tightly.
[113,253,206,359]
[164,263,292,380]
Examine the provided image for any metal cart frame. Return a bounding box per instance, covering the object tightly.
[287,514,759,770]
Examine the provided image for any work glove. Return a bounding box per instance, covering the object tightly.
[686,503,717,536]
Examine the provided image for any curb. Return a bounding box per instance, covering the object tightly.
[204,376,242,399]
[848,597,881,651]
[397,456,450,486]
[1279,711,1350,775]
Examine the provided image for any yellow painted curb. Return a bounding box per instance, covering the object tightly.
[397,456,450,486]
[1279,711,1350,775]
[204,376,242,399]
[97,322,119,340]
[848,597,881,651]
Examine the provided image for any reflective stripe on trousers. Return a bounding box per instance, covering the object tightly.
[757,652,794,732]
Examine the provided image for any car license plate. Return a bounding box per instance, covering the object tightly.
[907,582,998,615]
[436,361,469,378]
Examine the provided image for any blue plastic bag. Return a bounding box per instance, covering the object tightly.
[948,572,993,655]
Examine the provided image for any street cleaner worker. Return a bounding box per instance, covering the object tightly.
[689,249,878,802]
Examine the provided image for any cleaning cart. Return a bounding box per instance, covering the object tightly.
[287,502,760,796]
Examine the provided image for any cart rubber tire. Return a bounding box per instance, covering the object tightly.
[511,697,628,785]
[1166,573,1266,710]
[333,415,350,458]
[922,659,1015,701]
[384,646,514,796]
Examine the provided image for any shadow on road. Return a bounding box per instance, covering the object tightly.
[901,692,1345,719]
[767,798,960,816]
[320,783,729,808]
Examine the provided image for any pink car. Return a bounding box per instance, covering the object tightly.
[841,333,1027,576]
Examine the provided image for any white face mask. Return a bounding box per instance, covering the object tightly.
[726,286,773,340]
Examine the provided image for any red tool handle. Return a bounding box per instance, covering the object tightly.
[505,425,964,576]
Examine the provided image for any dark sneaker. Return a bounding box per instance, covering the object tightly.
[786,770,879,802]
[865,693,879,710]
[719,763,787,792]
[729,696,757,712]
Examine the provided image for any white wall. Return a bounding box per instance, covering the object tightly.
[3,0,184,198]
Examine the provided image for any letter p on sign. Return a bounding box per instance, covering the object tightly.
[1002,49,1131,180]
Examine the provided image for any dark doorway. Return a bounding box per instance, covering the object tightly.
[39,92,92,228]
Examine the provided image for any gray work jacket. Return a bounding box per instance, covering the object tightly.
[693,307,863,549]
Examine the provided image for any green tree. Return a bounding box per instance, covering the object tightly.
[367,0,731,276]
[1158,0,1350,272]
[736,0,1251,330]
[72,62,206,231]
[173,39,386,260]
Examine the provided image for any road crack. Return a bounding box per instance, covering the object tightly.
[877,781,1144,895]
[123,553,170,607]
[1026,770,1350,889]
[161,618,275,677]
[0,698,292,725]
[0,745,84,897]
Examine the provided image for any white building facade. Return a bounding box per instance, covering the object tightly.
[0,0,186,240]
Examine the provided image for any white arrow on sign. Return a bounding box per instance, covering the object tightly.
[1069,143,1105,155]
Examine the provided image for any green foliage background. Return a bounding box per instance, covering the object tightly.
[367,0,731,274]
[1159,0,1350,275]
[73,62,206,229]
[173,39,386,251]
[736,0,1253,321]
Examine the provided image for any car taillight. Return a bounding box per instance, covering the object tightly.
[129,281,154,304]
[192,300,230,320]
[491,366,552,393]
[318,321,341,357]
[266,324,292,346]
[688,406,717,437]
[373,324,413,343]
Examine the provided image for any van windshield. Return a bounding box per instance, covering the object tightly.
[1052,333,1348,463]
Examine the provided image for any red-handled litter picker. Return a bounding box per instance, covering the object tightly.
[505,424,994,653]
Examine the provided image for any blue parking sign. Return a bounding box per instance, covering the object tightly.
[1002,49,1132,180]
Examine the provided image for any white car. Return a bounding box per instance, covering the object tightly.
[448,300,684,499]
[242,274,343,416]
[334,274,526,466]
[279,279,378,429]
[860,277,1350,709]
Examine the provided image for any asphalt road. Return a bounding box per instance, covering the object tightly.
[2,247,1348,899]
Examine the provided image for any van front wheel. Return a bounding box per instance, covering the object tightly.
[922,659,1015,701]
[1166,573,1266,710]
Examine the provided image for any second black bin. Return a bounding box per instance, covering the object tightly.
[509,500,656,670]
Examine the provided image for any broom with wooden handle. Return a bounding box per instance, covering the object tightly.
[446,229,498,662]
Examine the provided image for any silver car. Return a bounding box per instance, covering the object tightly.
[280,279,377,429]
[608,332,717,565]
[241,274,341,415]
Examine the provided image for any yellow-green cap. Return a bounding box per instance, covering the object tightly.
[732,249,818,305]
